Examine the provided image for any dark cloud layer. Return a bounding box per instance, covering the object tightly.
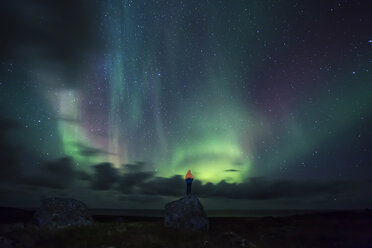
[76,170,93,181]
[117,171,155,194]
[91,162,119,190]
[129,175,351,200]
[136,175,185,196]
[86,165,356,201]
[10,155,357,201]
[123,162,147,173]
[193,178,350,200]
[24,157,75,188]
[0,148,366,206]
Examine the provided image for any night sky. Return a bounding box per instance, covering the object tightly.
[0,0,371,210]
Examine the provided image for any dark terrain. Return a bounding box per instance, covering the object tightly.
[0,207,371,248]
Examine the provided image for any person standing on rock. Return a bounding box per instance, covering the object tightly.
[185,170,194,195]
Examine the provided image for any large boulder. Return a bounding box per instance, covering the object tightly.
[33,197,93,228]
[164,195,209,232]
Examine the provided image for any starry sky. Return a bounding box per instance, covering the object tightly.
[0,0,371,210]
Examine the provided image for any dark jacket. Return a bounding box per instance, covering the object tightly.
[185,178,193,184]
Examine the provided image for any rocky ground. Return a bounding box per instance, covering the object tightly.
[0,208,372,248]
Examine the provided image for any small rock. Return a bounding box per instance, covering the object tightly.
[227,231,243,245]
[241,238,248,247]
[199,240,209,248]
[247,241,258,248]
[226,231,254,247]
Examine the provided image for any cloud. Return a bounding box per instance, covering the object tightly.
[24,157,75,188]
[89,161,155,193]
[76,170,92,181]
[136,175,184,196]
[1,142,354,203]
[192,177,351,200]
[123,162,147,173]
[91,162,119,190]
[73,142,116,157]
[115,173,352,201]
[117,171,155,194]
[84,162,353,201]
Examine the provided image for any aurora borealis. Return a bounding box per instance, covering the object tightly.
[0,0,371,209]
